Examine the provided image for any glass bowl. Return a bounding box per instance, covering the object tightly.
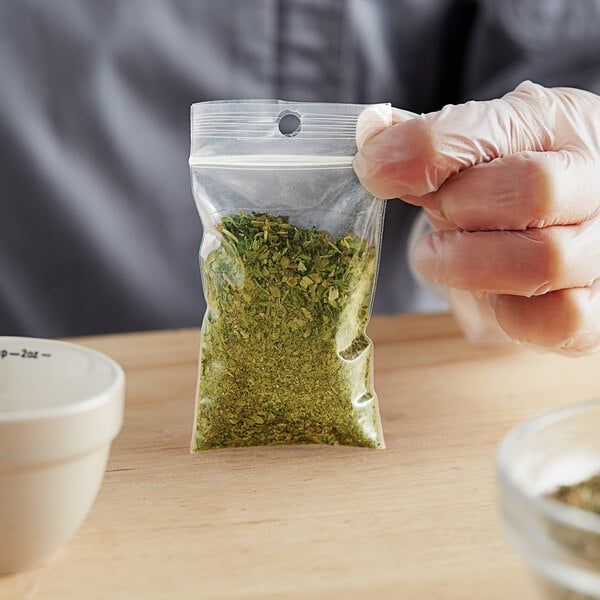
[497,399,600,599]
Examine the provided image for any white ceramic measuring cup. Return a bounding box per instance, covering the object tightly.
[0,337,125,574]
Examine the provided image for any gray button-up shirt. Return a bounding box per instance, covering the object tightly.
[1,0,599,336]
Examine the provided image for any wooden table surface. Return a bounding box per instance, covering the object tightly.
[2,312,600,600]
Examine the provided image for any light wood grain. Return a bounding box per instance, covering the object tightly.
[2,313,600,599]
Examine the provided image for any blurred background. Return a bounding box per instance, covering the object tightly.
[1,0,599,338]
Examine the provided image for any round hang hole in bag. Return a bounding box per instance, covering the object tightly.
[277,111,301,136]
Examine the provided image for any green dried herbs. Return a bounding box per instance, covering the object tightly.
[540,474,600,600]
[545,474,600,565]
[550,475,600,514]
[192,211,383,451]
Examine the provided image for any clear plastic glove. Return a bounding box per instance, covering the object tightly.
[353,81,600,356]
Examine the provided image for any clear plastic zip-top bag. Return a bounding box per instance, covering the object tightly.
[189,100,388,451]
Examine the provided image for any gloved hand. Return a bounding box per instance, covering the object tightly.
[353,81,600,355]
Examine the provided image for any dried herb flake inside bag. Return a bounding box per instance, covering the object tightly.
[189,100,388,451]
